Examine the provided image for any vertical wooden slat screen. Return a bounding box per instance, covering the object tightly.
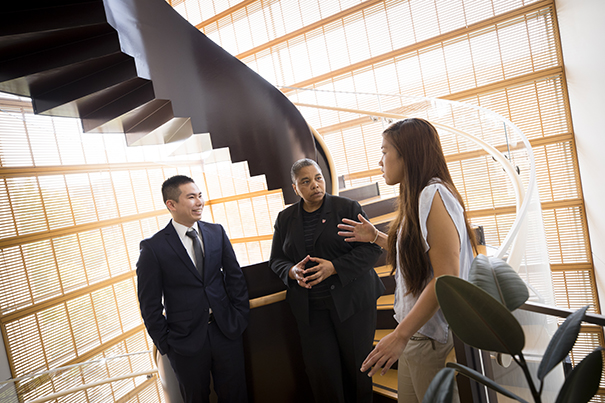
[180,0,603,398]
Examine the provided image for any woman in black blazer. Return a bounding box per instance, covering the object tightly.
[270,158,384,403]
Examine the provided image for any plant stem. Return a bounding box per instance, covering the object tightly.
[517,353,541,403]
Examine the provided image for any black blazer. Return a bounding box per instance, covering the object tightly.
[270,194,384,325]
[136,220,249,356]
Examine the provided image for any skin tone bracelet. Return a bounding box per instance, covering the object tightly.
[370,228,379,244]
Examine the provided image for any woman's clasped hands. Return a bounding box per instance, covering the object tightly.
[288,255,336,289]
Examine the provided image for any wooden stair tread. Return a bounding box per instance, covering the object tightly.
[374,329,392,344]
[374,265,392,277]
[370,212,396,225]
[359,195,383,205]
[377,294,394,310]
[372,368,398,400]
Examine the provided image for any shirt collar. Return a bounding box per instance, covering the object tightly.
[171,220,199,239]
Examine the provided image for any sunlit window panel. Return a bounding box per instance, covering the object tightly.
[102,226,130,276]
[22,240,62,302]
[114,280,143,333]
[19,381,54,403]
[81,352,109,384]
[39,303,76,368]
[344,17,371,65]
[139,215,165,240]
[250,196,275,235]
[111,171,138,217]
[471,31,505,87]
[208,203,228,234]
[204,167,229,199]
[245,241,264,265]
[123,221,145,267]
[6,176,47,236]
[67,294,101,355]
[306,32,331,78]
[79,230,110,284]
[145,168,170,210]
[173,2,188,22]
[65,173,98,225]
[0,110,32,167]
[125,332,154,372]
[442,40,476,93]
[104,134,129,164]
[4,314,46,376]
[420,46,451,95]
[81,133,108,165]
[0,246,31,313]
[224,200,244,239]
[533,142,580,204]
[184,0,203,27]
[51,368,85,400]
[39,175,74,230]
[231,243,249,266]
[552,268,598,313]
[0,182,16,239]
[54,119,87,165]
[129,170,156,214]
[53,235,88,293]
[25,114,61,166]
[91,286,122,343]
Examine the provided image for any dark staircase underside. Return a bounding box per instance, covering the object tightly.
[0,0,325,203]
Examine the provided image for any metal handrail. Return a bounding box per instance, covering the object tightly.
[521,301,605,327]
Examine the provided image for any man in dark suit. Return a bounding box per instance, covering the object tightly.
[137,175,249,403]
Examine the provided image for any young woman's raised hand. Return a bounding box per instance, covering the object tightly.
[337,213,376,243]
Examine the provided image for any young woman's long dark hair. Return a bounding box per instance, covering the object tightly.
[384,118,476,297]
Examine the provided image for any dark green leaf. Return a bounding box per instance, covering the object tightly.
[468,255,529,311]
[555,347,603,403]
[422,368,455,403]
[436,275,525,355]
[446,363,529,403]
[538,305,589,381]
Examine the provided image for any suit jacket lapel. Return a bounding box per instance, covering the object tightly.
[197,221,208,282]
[163,221,203,281]
[292,201,307,260]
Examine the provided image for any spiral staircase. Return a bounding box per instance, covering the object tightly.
[0,0,327,205]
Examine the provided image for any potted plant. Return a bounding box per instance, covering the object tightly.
[423,255,603,403]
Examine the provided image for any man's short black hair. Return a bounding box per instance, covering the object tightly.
[162,175,195,203]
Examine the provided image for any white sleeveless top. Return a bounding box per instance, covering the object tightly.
[393,179,474,344]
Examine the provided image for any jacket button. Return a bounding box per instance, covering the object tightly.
[330,285,335,290]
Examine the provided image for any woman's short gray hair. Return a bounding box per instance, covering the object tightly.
[290,158,322,183]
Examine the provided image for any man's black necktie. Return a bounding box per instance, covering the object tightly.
[186,228,204,278]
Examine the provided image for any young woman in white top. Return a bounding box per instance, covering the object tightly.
[337,118,476,403]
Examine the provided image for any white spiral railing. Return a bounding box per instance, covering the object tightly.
[0,351,158,403]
